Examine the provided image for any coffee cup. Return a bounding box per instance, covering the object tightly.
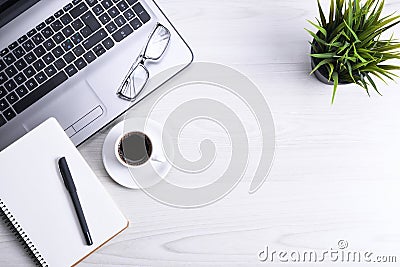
[114,131,154,168]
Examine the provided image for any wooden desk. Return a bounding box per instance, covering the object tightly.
[1,0,400,266]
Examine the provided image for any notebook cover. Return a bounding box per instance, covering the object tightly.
[0,118,129,266]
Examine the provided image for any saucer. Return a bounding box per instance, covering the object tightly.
[102,120,172,189]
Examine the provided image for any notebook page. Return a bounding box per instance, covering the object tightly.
[0,118,128,266]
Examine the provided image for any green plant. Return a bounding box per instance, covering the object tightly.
[306,0,400,103]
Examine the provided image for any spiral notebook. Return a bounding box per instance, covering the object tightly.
[0,118,129,266]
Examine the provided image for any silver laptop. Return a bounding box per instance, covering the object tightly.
[0,0,193,151]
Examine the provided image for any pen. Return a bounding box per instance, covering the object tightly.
[58,157,93,246]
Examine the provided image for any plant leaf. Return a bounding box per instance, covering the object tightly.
[331,72,339,104]
[307,20,327,37]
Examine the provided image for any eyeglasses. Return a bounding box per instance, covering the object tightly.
[117,23,171,101]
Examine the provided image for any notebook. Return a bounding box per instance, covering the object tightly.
[0,118,129,266]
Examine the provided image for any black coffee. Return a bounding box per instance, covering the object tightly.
[118,132,153,166]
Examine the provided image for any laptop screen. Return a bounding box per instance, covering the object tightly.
[0,0,40,28]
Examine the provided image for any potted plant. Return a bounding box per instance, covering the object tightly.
[306,0,400,103]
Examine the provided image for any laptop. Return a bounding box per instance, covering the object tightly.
[0,0,193,151]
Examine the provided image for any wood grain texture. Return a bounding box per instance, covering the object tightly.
[2,0,400,266]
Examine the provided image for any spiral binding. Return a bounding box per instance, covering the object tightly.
[0,198,48,266]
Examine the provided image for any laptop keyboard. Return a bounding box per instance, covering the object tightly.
[0,0,151,127]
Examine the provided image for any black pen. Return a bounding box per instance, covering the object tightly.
[58,157,93,246]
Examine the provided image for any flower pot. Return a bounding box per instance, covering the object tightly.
[310,38,351,85]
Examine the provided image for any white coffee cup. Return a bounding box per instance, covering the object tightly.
[114,131,154,168]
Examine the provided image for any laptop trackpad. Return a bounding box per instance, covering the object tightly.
[22,79,105,134]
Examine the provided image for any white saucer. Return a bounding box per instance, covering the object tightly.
[102,120,172,189]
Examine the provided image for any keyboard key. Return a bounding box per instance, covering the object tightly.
[133,3,150,23]
[71,2,88,18]
[102,37,114,49]
[83,28,107,49]
[65,64,78,76]
[0,60,5,72]
[62,39,74,51]
[127,0,138,5]
[0,72,7,84]
[22,40,35,52]
[6,92,18,104]
[102,0,113,9]
[60,14,72,25]
[81,11,100,31]
[86,0,98,7]
[14,71,68,114]
[105,21,117,33]
[24,52,37,64]
[60,13,73,25]
[83,51,96,63]
[99,13,111,24]
[32,33,45,45]
[18,35,28,44]
[14,73,26,85]
[41,27,54,38]
[72,19,84,30]
[52,46,65,58]
[112,24,133,42]
[54,58,67,70]
[23,66,36,78]
[33,45,46,57]
[80,26,93,37]
[3,53,16,65]
[63,3,73,12]
[33,59,45,71]
[43,39,56,51]
[73,0,83,4]
[27,28,37,37]
[114,15,126,27]
[93,4,105,16]
[36,22,46,31]
[45,16,55,24]
[35,71,47,84]
[0,48,9,57]
[4,80,17,92]
[73,45,85,56]
[117,1,128,11]
[51,20,64,32]
[108,6,119,18]
[62,25,74,37]
[3,108,16,121]
[0,114,5,126]
[53,32,65,44]
[0,98,9,111]
[16,85,29,98]
[0,86,6,98]
[74,57,87,70]
[93,44,106,56]
[5,65,17,78]
[25,78,38,90]
[54,9,64,18]
[12,46,25,58]
[71,33,83,44]
[63,51,76,63]
[8,41,18,50]
[44,65,57,77]
[123,9,135,20]
[15,59,27,71]
[130,17,142,30]
[43,52,55,64]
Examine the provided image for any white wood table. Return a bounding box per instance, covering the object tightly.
[2,0,400,266]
